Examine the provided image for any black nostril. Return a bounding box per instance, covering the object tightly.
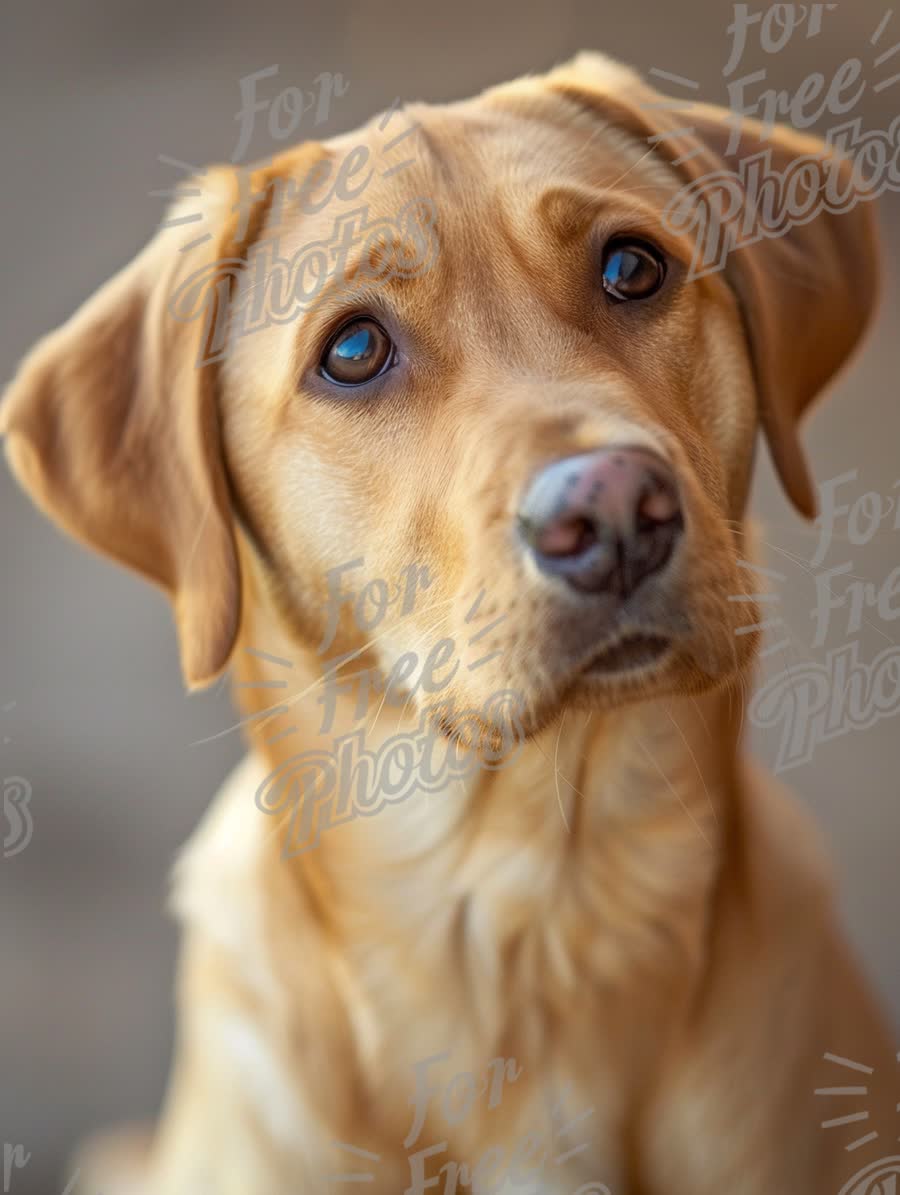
[517,446,683,599]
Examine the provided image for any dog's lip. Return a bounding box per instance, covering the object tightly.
[579,630,672,677]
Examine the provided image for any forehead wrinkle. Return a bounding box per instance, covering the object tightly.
[402,105,463,190]
[385,114,546,303]
[324,100,474,219]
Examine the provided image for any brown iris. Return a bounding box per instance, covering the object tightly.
[601,239,667,301]
[321,318,394,386]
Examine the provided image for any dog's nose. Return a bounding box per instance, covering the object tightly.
[517,447,683,597]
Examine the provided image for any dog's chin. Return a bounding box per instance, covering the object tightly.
[416,618,752,750]
[521,626,747,735]
[556,629,681,716]
[437,633,683,748]
[578,630,673,679]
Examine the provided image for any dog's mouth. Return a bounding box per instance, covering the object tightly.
[580,631,672,677]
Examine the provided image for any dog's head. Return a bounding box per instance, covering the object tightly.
[1,53,880,742]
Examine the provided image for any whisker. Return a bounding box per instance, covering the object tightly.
[647,126,696,143]
[528,733,590,806]
[736,558,787,583]
[688,696,711,740]
[665,707,719,828]
[635,734,713,848]
[192,705,289,745]
[553,710,571,833]
[672,147,705,166]
[753,541,898,650]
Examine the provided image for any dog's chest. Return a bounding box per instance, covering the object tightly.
[175,750,707,1194]
[355,1040,627,1195]
[328,826,671,1194]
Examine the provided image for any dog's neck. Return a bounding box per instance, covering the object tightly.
[231,558,743,1015]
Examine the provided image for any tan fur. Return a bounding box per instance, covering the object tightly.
[2,52,895,1195]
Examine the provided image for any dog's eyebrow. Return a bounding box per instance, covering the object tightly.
[529,182,697,273]
[307,238,435,324]
[286,274,425,368]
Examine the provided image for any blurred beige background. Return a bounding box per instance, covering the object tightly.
[1,0,898,1189]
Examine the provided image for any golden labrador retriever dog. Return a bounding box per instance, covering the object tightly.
[3,50,897,1195]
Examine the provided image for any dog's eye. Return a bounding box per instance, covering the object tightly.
[601,239,666,301]
[320,318,394,386]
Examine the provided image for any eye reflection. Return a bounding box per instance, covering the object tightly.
[320,318,394,387]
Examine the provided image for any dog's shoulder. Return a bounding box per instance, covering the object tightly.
[169,752,276,988]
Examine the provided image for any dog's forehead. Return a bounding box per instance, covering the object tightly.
[243,87,696,373]
[284,88,678,246]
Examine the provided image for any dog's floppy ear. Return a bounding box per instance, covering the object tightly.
[546,52,881,518]
[0,167,271,687]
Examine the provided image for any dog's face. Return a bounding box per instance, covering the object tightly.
[221,75,765,740]
[1,54,879,743]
